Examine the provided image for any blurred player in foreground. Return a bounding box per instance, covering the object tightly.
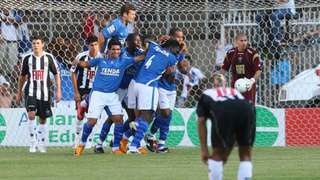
[197,73,255,180]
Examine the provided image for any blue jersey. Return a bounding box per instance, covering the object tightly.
[102,17,129,46]
[134,42,176,87]
[158,53,185,91]
[119,48,144,89]
[89,54,135,93]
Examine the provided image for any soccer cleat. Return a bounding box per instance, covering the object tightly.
[126,149,140,154]
[112,149,125,155]
[119,139,128,153]
[74,144,85,156]
[137,147,148,154]
[77,103,87,120]
[94,144,104,153]
[156,144,169,153]
[38,144,47,153]
[145,134,157,152]
[29,144,37,153]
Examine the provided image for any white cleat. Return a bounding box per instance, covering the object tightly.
[127,147,141,154]
[38,144,47,153]
[29,141,37,153]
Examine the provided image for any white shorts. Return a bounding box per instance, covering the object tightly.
[116,88,128,105]
[87,91,123,119]
[127,80,159,111]
[158,88,176,110]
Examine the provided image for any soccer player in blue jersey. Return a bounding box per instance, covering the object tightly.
[146,28,188,153]
[126,39,181,154]
[93,33,146,153]
[99,3,136,50]
[73,38,145,156]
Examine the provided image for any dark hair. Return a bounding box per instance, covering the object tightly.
[126,33,138,43]
[169,27,182,37]
[31,35,44,42]
[107,38,122,49]
[160,38,180,49]
[86,35,98,45]
[120,3,136,16]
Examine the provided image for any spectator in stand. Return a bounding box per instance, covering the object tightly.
[16,14,31,56]
[213,32,233,71]
[0,73,13,108]
[0,8,19,77]
[256,0,296,46]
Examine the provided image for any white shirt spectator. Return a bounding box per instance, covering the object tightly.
[0,11,17,41]
[187,67,205,87]
[277,0,296,14]
[16,22,30,41]
[215,42,233,66]
[0,74,10,87]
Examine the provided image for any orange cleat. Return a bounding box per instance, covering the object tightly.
[74,144,85,156]
[119,139,129,153]
[112,149,125,155]
[137,147,148,155]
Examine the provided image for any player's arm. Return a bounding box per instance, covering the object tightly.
[196,94,210,165]
[220,52,231,75]
[49,56,62,103]
[246,51,262,90]
[16,58,28,103]
[134,54,146,62]
[70,60,81,102]
[99,23,117,50]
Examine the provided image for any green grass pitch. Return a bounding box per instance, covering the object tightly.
[0,147,319,180]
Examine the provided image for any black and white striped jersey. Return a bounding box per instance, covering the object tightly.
[196,87,245,119]
[70,51,103,91]
[21,52,60,101]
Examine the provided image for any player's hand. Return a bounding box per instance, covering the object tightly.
[56,90,62,103]
[129,121,137,131]
[200,148,209,165]
[71,59,79,67]
[245,78,255,91]
[15,91,22,103]
[74,92,81,102]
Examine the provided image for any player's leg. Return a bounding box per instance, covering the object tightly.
[128,83,159,154]
[94,116,113,153]
[75,91,104,156]
[25,96,37,153]
[36,100,52,153]
[157,90,176,152]
[236,101,255,180]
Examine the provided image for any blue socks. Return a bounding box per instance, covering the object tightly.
[98,120,113,144]
[112,123,123,149]
[81,122,94,144]
[131,117,149,148]
[159,112,172,142]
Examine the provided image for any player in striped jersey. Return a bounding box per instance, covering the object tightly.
[99,3,136,51]
[70,35,103,147]
[16,35,62,153]
[197,73,255,180]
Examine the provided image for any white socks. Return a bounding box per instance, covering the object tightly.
[237,161,253,180]
[75,120,83,135]
[37,124,46,145]
[28,119,37,142]
[208,159,223,180]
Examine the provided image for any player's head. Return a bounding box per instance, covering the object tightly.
[86,35,99,54]
[120,3,136,23]
[160,38,181,56]
[141,34,156,50]
[107,38,122,59]
[31,35,45,54]
[169,28,184,44]
[212,73,226,88]
[126,33,141,50]
[235,33,248,51]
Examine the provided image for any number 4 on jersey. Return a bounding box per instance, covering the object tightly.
[144,55,155,69]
